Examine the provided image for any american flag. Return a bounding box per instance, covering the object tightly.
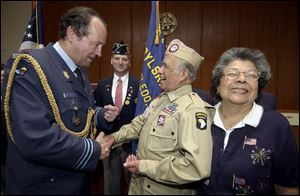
[243,136,257,149]
[19,1,44,51]
[232,175,246,187]
[244,137,257,145]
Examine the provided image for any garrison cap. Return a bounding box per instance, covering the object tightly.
[112,41,130,55]
[165,39,204,71]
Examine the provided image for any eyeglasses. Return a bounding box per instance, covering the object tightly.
[222,69,260,80]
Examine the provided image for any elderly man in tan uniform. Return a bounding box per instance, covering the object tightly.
[105,39,215,195]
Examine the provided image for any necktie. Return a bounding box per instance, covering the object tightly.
[74,67,84,87]
[115,78,123,110]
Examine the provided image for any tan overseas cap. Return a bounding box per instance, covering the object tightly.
[165,39,204,71]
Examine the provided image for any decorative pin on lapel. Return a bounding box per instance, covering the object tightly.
[72,106,80,126]
[63,71,70,79]
[16,67,28,76]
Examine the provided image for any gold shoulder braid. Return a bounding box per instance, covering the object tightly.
[4,54,97,143]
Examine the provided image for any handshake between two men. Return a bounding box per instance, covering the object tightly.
[94,104,140,174]
[96,132,140,174]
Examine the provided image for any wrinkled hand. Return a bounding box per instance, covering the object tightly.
[123,154,140,174]
[95,132,110,160]
[104,105,119,122]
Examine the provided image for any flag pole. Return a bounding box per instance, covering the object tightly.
[155,1,160,45]
[35,1,39,48]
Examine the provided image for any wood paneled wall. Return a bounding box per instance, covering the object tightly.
[41,1,299,111]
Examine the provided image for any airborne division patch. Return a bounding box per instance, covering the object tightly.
[195,112,207,130]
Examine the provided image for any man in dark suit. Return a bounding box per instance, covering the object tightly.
[94,41,139,195]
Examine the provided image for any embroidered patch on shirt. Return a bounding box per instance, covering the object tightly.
[195,112,207,130]
[162,103,177,115]
[157,115,166,125]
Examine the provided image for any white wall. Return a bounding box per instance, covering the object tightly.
[1,1,31,64]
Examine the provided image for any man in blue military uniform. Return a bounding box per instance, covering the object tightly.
[1,7,118,194]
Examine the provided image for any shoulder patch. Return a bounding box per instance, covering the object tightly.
[195,112,207,130]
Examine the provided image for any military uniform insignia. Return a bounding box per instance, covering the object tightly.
[72,115,81,126]
[195,112,207,130]
[169,44,179,53]
[162,103,177,115]
[105,84,111,92]
[124,90,133,105]
[157,115,166,125]
[72,106,81,126]
[63,93,78,98]
[15,66,28,76]
[63,71,70,79]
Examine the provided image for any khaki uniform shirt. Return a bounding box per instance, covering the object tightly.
[112,85,215,195]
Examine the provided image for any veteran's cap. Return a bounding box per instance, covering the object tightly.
[112,41,130,55]
[165,39,204,71]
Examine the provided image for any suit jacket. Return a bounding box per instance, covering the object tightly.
[2,44,109,194]
[94,75,139,152]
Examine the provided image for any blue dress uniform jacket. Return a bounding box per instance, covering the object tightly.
[94,76,139,152]
[3,44,109,194]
